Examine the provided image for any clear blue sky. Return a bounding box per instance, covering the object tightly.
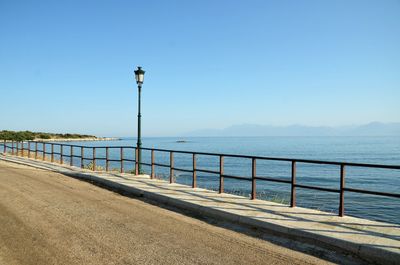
[1,0,399,137]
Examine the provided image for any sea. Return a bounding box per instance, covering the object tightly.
[50,136,400,224]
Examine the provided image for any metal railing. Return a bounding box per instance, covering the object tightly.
[1,140,399,218]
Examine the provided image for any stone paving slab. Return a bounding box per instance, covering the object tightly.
[1,154,399,265]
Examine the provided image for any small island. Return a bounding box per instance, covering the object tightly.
[0,130,119,142]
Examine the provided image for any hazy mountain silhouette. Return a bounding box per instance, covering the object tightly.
[185,122,400,136]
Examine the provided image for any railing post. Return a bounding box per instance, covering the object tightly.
[219,155,224,193]
[192,153,197,188]
[35,142,38,159]
[51,144,54,162]
[290,161,297,207]
[135,148,139,175]
[27,141,30,158]
[81,147,84,168]
[16,141,19,156]
[151,149,155,179]
[120,147,124,173]
[170,152,174,183]
[70,146,73,166]
[60,145,63,164]
[92,147,96,171]
[3,140,6,154]
[339,164,346,217]
[21,141,24,157]
[106,147,109,172]
[11,141,14,155]
[251,158,256,200]
[42,143,45,161]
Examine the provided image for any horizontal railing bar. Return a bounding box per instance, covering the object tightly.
[123,159,136,162]
[295,184,340,193]
[196,168,220,174]
[171,167,194,173]
[222,174,252,181]
[333,162,400,170]
[72,155,82,158]
[344,187,400,198]
[148,149,171,153]
[255,176,292,184]
[153,162,170,168]
[139,162,152,166]
[107,159,121,162]
[92,146,135,149]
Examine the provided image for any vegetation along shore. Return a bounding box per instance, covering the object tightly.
[0,130,119,142]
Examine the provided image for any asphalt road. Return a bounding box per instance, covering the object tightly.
[0,160,344,265]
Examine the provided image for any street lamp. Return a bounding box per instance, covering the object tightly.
[134,66,145,174]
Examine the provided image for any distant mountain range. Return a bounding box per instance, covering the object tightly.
[185,122,400,137]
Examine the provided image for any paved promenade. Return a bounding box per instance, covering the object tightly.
[0,159,335,265]
[1,154,399,264]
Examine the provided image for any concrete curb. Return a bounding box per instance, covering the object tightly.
[1,155,398,265]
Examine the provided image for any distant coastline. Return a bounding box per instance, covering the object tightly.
[0,130,120,142]
[2,137,120,142]
[185,122,400,137]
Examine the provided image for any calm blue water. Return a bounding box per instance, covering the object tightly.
[44,137,399,224]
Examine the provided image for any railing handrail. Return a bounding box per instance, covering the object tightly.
[6,140,398,170]
[141,147,400,169]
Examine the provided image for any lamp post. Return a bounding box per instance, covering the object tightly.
[134,66,145,174]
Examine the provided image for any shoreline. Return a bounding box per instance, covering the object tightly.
[2,137,120,143]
